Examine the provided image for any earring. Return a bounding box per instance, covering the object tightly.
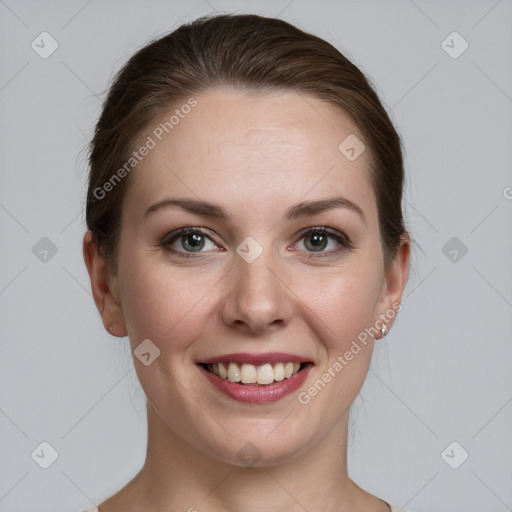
[109,324,114,332]
[381,324,388,337]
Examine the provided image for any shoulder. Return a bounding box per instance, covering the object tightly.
[80,504,409,512]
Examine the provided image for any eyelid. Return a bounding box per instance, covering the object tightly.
[292,226,354,256]
[297,226,352,245]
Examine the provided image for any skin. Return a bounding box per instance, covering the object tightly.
[83,88,410,512]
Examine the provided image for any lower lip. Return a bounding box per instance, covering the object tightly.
[197,364,312,403]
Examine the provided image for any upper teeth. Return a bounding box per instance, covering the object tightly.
[208,362,301,385]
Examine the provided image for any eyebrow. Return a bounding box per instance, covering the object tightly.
[144,196,366,225]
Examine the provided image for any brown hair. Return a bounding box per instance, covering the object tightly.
[85,13,410,274]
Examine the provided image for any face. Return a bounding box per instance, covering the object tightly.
[105,89,406,466]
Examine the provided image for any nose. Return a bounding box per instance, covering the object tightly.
[220,245,294,335]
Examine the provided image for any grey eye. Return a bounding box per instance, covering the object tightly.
[303,232,328,252]
[179,233,206,252]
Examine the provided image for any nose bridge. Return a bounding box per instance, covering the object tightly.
[222,235,291,332]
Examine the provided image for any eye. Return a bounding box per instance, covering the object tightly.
[161,226,353,259]
[295,227,353,257]
[162,227,219,257]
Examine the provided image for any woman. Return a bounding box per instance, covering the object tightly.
[82,13,412,512]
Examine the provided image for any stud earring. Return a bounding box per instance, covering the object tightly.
[109,324,114,332]
[381,324,388,337]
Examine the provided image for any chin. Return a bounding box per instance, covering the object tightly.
[199,418,317,469]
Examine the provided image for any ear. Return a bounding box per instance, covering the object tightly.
[83,230,127,337]
[375,235,410,338]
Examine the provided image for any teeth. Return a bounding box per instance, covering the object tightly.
[209,361,303,385]
[256,364,274,385]
[256,364,274,384]
[227,362,241,382]
[274,362,285,381]
[240,364,257,384]
[218,362,228,379]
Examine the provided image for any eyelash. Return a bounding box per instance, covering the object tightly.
[160,226,354,259]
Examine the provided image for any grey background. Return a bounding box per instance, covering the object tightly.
[1,1,511,511]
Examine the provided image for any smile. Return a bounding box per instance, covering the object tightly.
[197,353,313,403]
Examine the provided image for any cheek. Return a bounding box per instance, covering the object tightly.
[118,257,213,354]
[305,268,381,348]
[290,272,380,426]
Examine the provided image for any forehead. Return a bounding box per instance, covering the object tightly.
[123,89,376,225]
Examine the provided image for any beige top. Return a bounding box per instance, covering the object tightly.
[82,505,410,511]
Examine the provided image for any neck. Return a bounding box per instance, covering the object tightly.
[103,401,381,512]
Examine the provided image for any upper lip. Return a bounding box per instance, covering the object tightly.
[198,352,311,365]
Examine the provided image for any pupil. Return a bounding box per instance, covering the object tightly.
[183,233,204,251]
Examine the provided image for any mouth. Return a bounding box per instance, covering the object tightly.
[196,353,314,403]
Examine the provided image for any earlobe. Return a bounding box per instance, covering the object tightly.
[82,231,127,337]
